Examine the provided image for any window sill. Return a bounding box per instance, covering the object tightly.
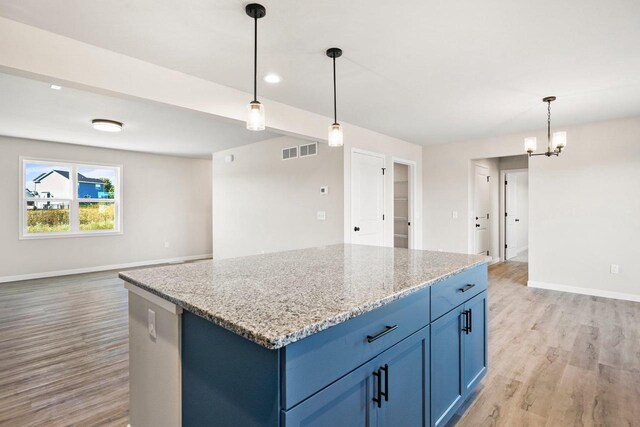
[19,230,123,240]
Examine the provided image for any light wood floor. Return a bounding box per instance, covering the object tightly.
[454,262,640,427]
[0,272,129,426]
[1,262,639,426]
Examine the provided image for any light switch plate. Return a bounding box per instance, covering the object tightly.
[148,309,156,339]
[452,211,458,219]
[317,211,326,220]
[225,154,234,163]
[610,264,620,274]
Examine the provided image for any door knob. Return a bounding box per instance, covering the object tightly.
[515,219,520,222]
[354,226,360,232]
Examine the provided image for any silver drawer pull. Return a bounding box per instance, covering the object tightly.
[459,283,475,293]
[367,325,398,343]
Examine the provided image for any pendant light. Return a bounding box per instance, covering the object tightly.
[525,96,567,157]
[326,47,343,147]
[246,3,266,131]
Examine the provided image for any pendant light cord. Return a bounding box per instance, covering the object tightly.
[253,16,258,102]
[332,55,337,124]
[547,100,552,151]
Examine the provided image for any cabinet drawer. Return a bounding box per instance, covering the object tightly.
[282,288,429,410]
[430,265,487,321]
[283,325,430,427]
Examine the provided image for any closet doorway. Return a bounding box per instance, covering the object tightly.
[393,160,415,248]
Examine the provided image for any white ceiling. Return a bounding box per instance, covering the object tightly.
[1,0,640,144]
[0,72,279,157]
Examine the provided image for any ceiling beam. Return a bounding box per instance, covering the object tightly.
[0,16,413,149]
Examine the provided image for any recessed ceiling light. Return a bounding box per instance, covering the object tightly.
[92,119,123,132]
[263,74,281,84]
[50,84,62,90]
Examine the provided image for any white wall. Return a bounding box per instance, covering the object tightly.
[0,136,212,281]
[212,136,343,259]
[528,118,640,300]
[423,116,640,301]
[499,155,529,171]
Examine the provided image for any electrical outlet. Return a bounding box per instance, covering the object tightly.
[610,264,620,274]
[148,309,156,339]
[164,241,170,248]
[317,211,326,220]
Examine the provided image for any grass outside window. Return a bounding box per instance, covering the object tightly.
[79,203,116,231]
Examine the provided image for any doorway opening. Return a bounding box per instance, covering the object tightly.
[393,163,410,248]
[473,163,492,256]
[502,169,529,262]
[470,155,528,264]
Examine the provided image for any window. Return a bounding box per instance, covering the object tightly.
[20,158,122,238]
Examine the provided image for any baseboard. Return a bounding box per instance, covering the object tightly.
[489,257,501,265]
[528,280,640,303]
[0,254,213,284]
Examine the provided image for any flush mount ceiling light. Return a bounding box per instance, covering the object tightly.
[50,84,62,90]
[92,119,123,132]
[326,47,343,148]
[525,96,567,157]
[246,3,266,131]
[263,74,281,84]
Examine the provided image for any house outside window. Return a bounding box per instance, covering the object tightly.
[20,158,122,238]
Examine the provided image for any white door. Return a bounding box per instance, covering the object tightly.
[351,151,385,246]
[505,173,519,259]
[474,165,490,255]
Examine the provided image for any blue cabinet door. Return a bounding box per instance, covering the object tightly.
[463,291,487,394]
[283,356,378,427]
[377,326,430,427]
[430,306,464,427]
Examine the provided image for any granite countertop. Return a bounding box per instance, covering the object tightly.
[119,244,487,349]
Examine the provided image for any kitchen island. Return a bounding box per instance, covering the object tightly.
[120,244,488,427]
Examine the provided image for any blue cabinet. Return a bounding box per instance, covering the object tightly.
[463,291,488,394]
[430,289,488,427]
[282,288,429,409]
[282,356,378,426]
[180,266,488,427]
[377,326,430,427]
[430,306,464,427]
[284,326,430,427]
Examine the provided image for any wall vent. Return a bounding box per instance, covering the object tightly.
[299,142,318,158]
[282,146,298,160]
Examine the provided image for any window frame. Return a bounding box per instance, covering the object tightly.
[19,156,123,239]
